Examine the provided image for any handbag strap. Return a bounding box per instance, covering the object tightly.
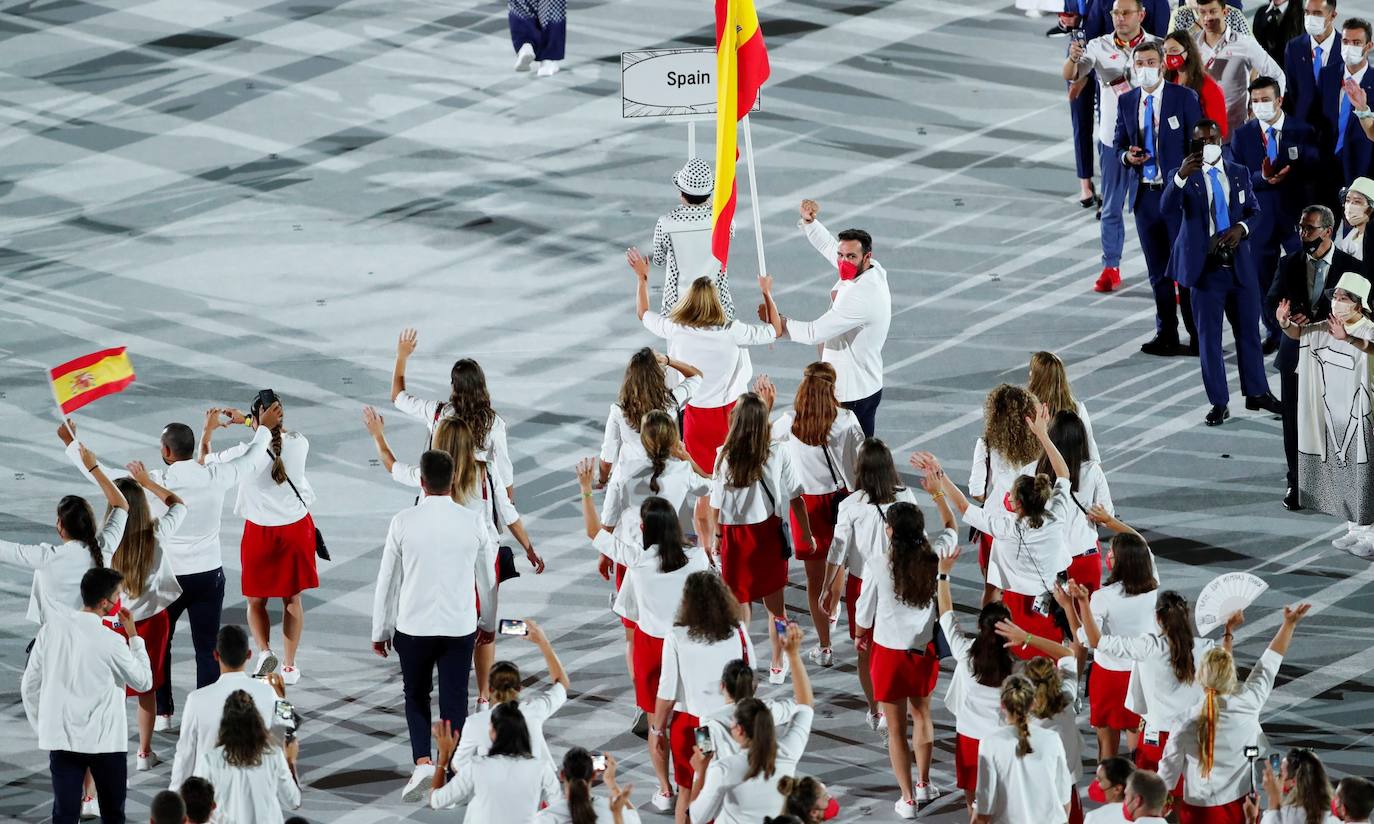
[274,443,310,514]
[484,465,501,530]
[758,468,780,516]
[820,442,843,492]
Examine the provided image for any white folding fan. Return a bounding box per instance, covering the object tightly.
[1194,572,1268,636]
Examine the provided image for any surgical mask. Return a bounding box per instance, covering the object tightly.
[1305,14,1328,37]
[1346,202,1369,226]
[1202,143,1223,164]
[1135,66,1160,88]
[1252,100,1277,121]
[1164,53,1186,71]
[1333,297,1357,320]
[1343,44,1367,66]
[837,258,860,280]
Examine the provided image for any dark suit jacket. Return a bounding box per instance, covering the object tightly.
[1283,33,1345,142]
[1320,68,1374,184]
[1114,83,1204,206]
[1253,2,1299,65]
[1162,158,1262,288]
[1227,116,1318,239]
[1265,246,1366,372]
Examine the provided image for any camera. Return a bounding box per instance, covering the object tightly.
[591,752,607,772]
[1032,591,1055,617]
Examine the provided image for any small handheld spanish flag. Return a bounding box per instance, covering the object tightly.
[50,347,136,415]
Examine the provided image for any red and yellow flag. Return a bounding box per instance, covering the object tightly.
[711,0,770,267]
[50,347,136,414]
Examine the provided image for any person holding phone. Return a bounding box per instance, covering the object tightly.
[201,391,318,685]
[371,450,499,803]
[697,658,806,763]
[429,704,560,821]
[23,567,152,824]
[1255,749,1340,824]
[651,571,756,822]
[535,749,642,824]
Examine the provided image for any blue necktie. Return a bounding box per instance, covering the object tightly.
[1338,90,1352,154]
[1265,126,1278,164]
[1143,95,1158,182]
[1315,45,1324,85]
[1208,167,1231,233]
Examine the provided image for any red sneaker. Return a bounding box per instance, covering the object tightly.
[1094,267,1121,293]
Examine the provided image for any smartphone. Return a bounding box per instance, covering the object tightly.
[773,617,789,635]
[498,618,528,637]
[695,726,715,754]
[1269,753,1283,773]
[1070,28,1087,44]
[275,700,294,722]
[1188,137,1205,156]
[254,388,278,410]
[591,752,607,772]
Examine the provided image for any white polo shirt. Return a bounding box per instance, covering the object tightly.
[855,527,959,650]
[769,409,864,495]
[640,313,776,409]
[1073,32,1160,146]
[786,219,891,403]
[22,610,152,752]
[974,724,1072,824]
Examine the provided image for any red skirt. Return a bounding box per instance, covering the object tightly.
[1067,549,1102,594]
[1002,591,1063,661]
[844,573,862,640]
[718,518,789,603]
[954,733,980,792]
[869,641,940,702]
[615,562,635,630]
[240,515,320,598]
[669,710,700,788]
[1134,730,1170,772]
[791,489,847,561]
[1177,798,1248,824]
[1088,664,1140,730]
[682,402,734,473]
[631,627,666,714]
[105,609,170,697]
[977,532,993,574]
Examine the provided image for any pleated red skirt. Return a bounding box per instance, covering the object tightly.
[1088,664,1141,730]
[718,518,789,603]
[869,641,940,702]
[240,514,319,598]
[790,488,847,561]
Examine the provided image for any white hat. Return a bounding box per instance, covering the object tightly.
[1335,271,1371,306]
[1347,177,1374,204]
[673,158,714,196]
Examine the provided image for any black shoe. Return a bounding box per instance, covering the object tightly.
[1262,336,1280,355]
[1141,337,1183,356]
[1046,23,1071,36]
[1079,189,1100,209]
[1205,405,1230,426]
[1245,392,1282,415]
[1184,340,1199,356]
[1283,487,1302,511]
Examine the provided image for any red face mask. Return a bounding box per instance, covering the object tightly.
[1333,797,1343,819]
[838,258,860,280]
[1121,801,1137,822]
[822,798,840,820]
[1164,53,1186,70]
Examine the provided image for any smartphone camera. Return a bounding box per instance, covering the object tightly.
[1269,753,1283,773]
[773,617,789,635]
[1032,592,1054,617]
[1070,28,1086,44]
[695,726,715,754]
[591,752,607,772]
[498,619,529,637]
[1189,137,1206,156]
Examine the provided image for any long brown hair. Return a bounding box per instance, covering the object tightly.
[983,384,1042,467]
[1001,674,1037,757]
[1163,30,1208,96]
[216,690,271,768]
[618,348,674,435]
[1283,749,1335,824]
[734,698,778,780]
[791,362,839,447]
[1155,591,1197,684]
[1104,534,1157,596]
[886,502,937,608]
[1027,352,1076,416]
[668,276,729,328]
[854,438,903,504]
[1024,657,1071,719]
[720,393,771,488]
[57,495,102,569]
[432,417,481,504]
[1034,411,1089,491]
[110,477,154,599]
[447,358,497,451]
[250,395,288,486]
[971,602,1015,687]
[675,570,742,643]
[639,410,678,494]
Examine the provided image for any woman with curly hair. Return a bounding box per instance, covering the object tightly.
[597,347,704,486]
[968,385,1043,585]
[650,571,756,822]
[192,690,300,824]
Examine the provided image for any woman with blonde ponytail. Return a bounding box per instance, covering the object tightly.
[972,674,1072,824]
[1158,603,1312,824]
[202,392,317,685]
[1023,657,1085,824]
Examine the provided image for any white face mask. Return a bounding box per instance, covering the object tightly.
[1135,66,1161,88]
[1332,297,1357,320]
[1305,14,1328,37]
[1346,201,1369,226]
[1252,101,1278,121]
[1343,44,1367,66]
[1202,143,1223,164]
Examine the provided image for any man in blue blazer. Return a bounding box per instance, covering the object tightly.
[1283,0,1344,206]
[1323,19,1374,189]
[1115,41,1203,356]
[1229,75,1320,349]
[1163,119,1283,425]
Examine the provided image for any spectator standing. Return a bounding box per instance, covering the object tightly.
[1192,0,1288,137]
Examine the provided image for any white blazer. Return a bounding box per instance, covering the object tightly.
[193,745,300,824]
[430,754,559,821]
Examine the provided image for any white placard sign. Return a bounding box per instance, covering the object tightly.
[1194,572,1268,636]
[621,48,763,119]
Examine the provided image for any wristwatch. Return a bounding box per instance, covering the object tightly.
[936,573,951,582]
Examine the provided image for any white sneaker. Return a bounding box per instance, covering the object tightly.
[808,646,833,667]
[536,60,560,77]
[514,43,535,71]
[401,763,436,802]
[915,781,942,802]
[864,709,879,731]
[1024,8,1044,16]
[1351,539,1374,559]
[895,798,918,819]
[1333,531,1362,549]
[254,650,278,678]
[80,797,98,820]
[280,665,300,685]
[768,658,788,685]
[153,714,173,732]
[651,789,675,811]
[136,751,160,771]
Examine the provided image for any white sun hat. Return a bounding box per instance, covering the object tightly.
[673,158,714,196]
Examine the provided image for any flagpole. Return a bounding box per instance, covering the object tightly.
[741,114,766,277]
[49,370,77,446]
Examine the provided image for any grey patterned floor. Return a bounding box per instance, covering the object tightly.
[2,0,1373,821]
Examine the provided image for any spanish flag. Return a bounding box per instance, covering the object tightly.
[50,347,136,414]
[711,0,769,268]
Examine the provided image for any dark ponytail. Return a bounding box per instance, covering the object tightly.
[734,698,777,780]
[1012,473,1054,529]
[1156,591,1197,684]
[560,747,597,824]
[971,602,1015,687]
[720,658,756,701]
[58,495,102,569]
[641,496,688,574]
[250,395,288,485]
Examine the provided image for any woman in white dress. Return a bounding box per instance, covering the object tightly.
[597,348,703,486]
[1278,273,1374,557]
[192,691,300,824]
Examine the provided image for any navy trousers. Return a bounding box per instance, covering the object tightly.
[51,750,125,824]
[842,388,883,438]
[1135,185,1196,344]
[156,567,226,715]
[393,630,477,763]
[1190,264,1270,407]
